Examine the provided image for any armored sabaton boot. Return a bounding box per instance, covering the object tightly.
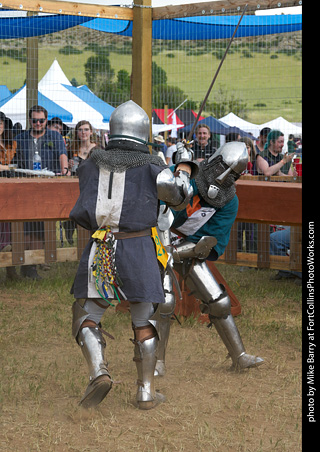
[178,259,264,370]
[209,314,264,370]
[78,323,113,408]
[132,326,165,410]
[155,272,176,377]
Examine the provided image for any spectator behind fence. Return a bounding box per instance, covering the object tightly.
[0,112,19,280]
[63,121,103,245]
[14,105,68,175]
[255,129,295,177]
[225,131,241,143]
[47,116,64,135]
[287,134,298,154]
[0,111,16,175]
[12,122,23,137]
[239,136,257,176]
[237,136,258,255]
[270,226,302,285]
[152,134,167,161]
[68,120,102,176]
[255,127,271,154]
[13,105,68,280]
[165,136,177,165]
[193,124,217,161]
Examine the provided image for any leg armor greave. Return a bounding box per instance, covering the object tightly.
[78,326,111,382]
[154,272,176,376]
[130,302,165,409]
[132,333,159,410]
[72,301,112,408]
[175,259,264,370]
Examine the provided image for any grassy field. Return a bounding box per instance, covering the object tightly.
[1,41,301,124]
[0,262,302,451]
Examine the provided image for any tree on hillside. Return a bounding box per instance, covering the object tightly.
[84,54,115,91]
[203,86,247,118]
[152,61,197,109]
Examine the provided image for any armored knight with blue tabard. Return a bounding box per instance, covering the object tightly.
[70,100,197,410]
[155,140,264,377]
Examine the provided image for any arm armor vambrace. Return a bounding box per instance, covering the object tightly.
[157,168,193,211]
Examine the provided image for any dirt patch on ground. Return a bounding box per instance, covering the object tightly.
[0,266,302,451]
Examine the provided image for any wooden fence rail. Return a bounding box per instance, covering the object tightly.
[0,177,302,319]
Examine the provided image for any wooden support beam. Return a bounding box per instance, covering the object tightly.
[2,0,300,19]
[131,0,153,122]
[26,12,38,122]
[153,0,301,19]
[11,222,25,265]
[0,0,133,19]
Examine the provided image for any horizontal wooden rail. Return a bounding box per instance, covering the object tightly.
[2,0,300,19]
[153,1,301,19]
[0,177,302,321]
[0,1,133,19]
[0,178,302,224]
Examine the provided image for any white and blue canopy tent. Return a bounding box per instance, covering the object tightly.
[37,59,115,129]
[0,7,302,132]
[219,112,261,137]
[0,85,12,102]
[179,115,257,140]
[0,84,73,129]
[0,59,116,130]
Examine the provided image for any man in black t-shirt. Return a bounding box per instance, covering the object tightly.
[192,124,217,161]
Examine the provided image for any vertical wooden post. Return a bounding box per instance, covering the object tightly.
[26,12,38,123]
[257,224,270,268]
[131,0,152,126]
[164,104,168,141]
[290,226,302,272]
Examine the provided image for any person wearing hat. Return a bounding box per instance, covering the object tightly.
[47,116,64,135]
[255,127,271,154]
[153,134,167,161]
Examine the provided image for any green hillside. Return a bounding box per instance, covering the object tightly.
[1,38,301,123]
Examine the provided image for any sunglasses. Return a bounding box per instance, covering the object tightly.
[31,118,46,124]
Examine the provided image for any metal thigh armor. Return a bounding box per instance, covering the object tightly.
[153,208,177,376]
[174,258,264,369]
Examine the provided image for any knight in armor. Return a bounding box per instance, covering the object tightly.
[69,100,197,410]
[155,140,264,377]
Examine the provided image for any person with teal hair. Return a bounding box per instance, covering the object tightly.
[256,129,296,177]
